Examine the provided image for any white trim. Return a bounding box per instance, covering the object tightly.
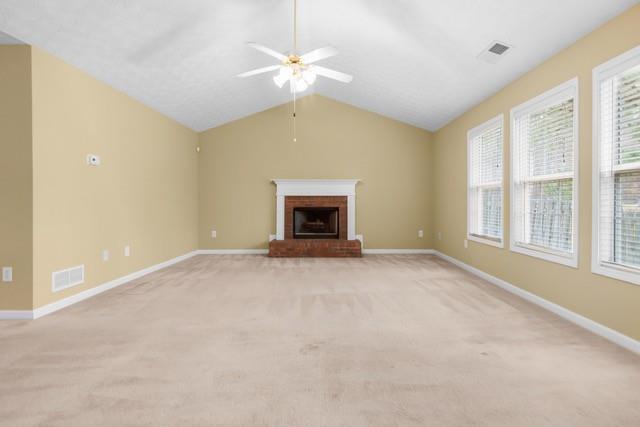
[434,251,639,355]
[592,45,640,287]
[272,179,360,241]
[0,251,198,320]
[276,195,285,241]
[197,249,269,255]
[362,249,435,255]
[467,114,505,249]
[509,77,579,269]
[347,195,356,241]
[0,310,34,320]
[468,234,503,248]
[272,179,359,197]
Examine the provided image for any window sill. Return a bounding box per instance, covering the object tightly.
[468,234,503,248]
[592,262,640,286]
[510,242,577,268]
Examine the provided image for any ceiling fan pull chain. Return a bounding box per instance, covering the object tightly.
[293,84,297,142]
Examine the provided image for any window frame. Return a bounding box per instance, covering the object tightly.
[509,78,580,268]
[592,45,640,286]
[467,114,504,248]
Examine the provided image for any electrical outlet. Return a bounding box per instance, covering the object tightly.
[211,230,217,239]
[438,232,442,241]
[418,229,424,238]
[464,239,468,249]
[102,249,110,262]
[2,267,12,282]
[124,245,131,257]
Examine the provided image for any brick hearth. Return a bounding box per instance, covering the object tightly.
[268,239,362,257]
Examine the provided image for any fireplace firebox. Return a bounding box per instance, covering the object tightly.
[293,207,339,239]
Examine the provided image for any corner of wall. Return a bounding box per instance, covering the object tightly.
[0,44,34,311]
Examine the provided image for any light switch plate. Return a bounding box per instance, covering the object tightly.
[102,249,109,262]
[211,230,217,239]
[124,245,131,257]
[418,229,424,238]
[2,267,12,282]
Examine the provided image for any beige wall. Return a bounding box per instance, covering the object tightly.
[30,47,199,308]
[433,5,640,340]
[199,95,434,250]
[0,46,33,310]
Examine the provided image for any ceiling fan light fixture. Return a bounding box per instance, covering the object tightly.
[291,76,309,93]
[302,68,317,85]
[279,66,293,79]
[273,72,289,88]
[238,0,353,141]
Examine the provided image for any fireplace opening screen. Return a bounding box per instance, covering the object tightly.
[293,207,339,239]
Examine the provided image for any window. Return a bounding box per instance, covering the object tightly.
[593,46,640,286]
[467,115,503,247]
[510,79,579,267]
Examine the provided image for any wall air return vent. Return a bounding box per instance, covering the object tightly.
[52,265,85,292]
[478,41,513,64]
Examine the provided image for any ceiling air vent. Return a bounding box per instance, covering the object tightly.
[478,41,513,64]
[52,265,85,292]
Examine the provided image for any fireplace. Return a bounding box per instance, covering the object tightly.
[269,179,362,257]
[294,207,339,239]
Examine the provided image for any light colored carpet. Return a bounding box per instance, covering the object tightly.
[1,255,639,426]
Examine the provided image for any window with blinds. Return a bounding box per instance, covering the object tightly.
[467,116,503,246]
[510,79,578,267]
[593,47,640,285]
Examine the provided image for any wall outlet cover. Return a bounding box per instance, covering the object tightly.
[102,249,109,262]
[211,230,217,239]
[124,246,131,257]
[418,229,424,238]
[2,267,12,282]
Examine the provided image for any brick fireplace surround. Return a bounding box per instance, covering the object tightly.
[268,180,362,257]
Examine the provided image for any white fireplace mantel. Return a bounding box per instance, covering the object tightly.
[272,179,360,241]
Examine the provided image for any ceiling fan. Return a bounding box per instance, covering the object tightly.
[237,0,353,93]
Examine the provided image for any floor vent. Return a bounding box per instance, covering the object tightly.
[478,41,513,64]
[52,265,85,292]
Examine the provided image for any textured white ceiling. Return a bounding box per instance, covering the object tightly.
[0,0,637,131]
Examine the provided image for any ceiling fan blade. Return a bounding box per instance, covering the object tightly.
[300,46,338,64]
[312,66,353,83]
[237,65,281,78]
[247,42,288,62]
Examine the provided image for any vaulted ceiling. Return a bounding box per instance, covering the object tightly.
[0,0,637,132]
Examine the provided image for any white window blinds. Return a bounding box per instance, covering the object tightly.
[596,61,640,275]
[468,117,503,245]
[511,80,578,266]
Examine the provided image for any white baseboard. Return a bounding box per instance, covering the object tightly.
[0,310,33,320]
[434,250,640,355]
[197,249,269,255]
[363,249,435,255]
[0,251,198,320]
[196,248,436,256]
